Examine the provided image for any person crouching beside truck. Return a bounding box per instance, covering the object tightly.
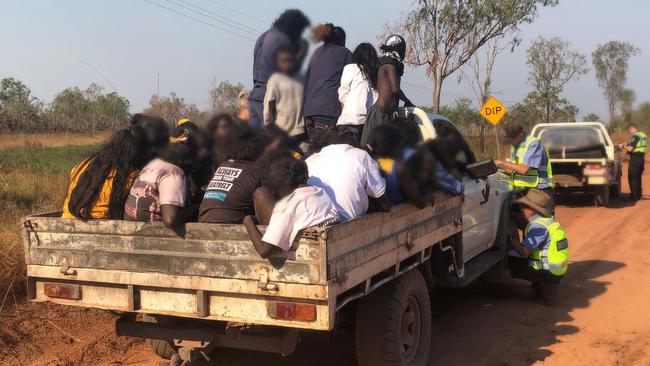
[508,189,569,306]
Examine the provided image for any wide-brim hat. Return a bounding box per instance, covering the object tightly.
[516,189,553,217]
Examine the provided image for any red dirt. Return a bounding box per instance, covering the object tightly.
[2,162,649,366]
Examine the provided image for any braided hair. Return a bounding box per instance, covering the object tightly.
[68,126,147,220]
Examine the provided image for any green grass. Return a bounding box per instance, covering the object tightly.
[0,145,97,174]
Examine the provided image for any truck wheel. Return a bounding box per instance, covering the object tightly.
[355,269,431,366]
[595,185,610,207]
[142,314,179,360]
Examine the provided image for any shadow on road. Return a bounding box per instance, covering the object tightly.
[556,194,636,210]
[186,260,624,366]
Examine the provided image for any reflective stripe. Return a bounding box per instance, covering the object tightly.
[525,217,569,276]
[511,135,554,188]
[633,131,647,154]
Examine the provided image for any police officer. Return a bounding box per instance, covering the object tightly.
[620,123,646,201]
[509,189,569,306]
[495,121,555,210]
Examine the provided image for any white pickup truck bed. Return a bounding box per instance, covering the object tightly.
[23,192,461,331]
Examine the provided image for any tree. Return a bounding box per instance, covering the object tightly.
[46,84,130,132]
[0,78,42,131]
[583,113,601,122]
[526,37,588,123]
[462,37,508,152]
[619,88,636,126]
[438,97,482,128]
[209,80,244,113]
[592,41,640,126]
[384,0,558,113]
[505,91,578,127]
[144,93,205,127]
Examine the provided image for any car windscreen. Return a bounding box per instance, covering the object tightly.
[538,127,604,149]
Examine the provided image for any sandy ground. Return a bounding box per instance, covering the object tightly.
[1,162,649,366]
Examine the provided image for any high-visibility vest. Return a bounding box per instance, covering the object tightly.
[510,135,554,188]
[633,131,647,154]
[526,216,569,276]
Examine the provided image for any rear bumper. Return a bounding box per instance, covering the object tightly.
[27,265,331,331]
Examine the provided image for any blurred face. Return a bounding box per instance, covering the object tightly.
[523,207,536,220]
[276,52,296,74]
[238,106,250,122]
[214,119,233,140]
[627,126,637,134]
[511,133,525,146]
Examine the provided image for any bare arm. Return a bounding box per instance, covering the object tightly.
[511,235,530,257]
[243,215,280,259]
[160,204,198,228]
[495,160,531,175]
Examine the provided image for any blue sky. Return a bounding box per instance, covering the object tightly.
[2,0,649,119]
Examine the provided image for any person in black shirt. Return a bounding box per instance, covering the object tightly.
[360,34,414,147]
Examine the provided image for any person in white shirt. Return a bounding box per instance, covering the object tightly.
[243,156,339,258]
[337,43,379,144]
[306,133,388,220]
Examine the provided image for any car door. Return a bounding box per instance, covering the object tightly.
[456,147,497,260]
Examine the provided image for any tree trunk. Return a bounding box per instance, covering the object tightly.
[607,99,615,128]
[479,118,485,153]
[431,69,443,114]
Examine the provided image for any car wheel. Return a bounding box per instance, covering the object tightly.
[355,269,432,366]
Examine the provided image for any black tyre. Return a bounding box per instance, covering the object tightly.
[355,269,432,366]
[142,314,178,360]
[595,185,610,207]
[610,174,622,198]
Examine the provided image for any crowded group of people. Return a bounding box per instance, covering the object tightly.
[59,8,587,305]
[61,9,465,259]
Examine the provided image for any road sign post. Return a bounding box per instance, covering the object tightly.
[480,96,507,158]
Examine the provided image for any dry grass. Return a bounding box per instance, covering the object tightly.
[0,144,96,298]
[0,132,109,150]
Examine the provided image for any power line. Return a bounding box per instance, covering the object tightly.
[203,0,268,26]
[171,0,261,36]
[144,0,255,41]
[81,61,118,93]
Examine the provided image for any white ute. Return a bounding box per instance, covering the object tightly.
[22,108,516,366]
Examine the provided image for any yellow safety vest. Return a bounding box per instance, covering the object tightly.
[526,216,569,276]
[510,135,554,188]
[632,131,647,154]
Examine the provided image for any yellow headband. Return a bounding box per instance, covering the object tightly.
[177,118,191,126]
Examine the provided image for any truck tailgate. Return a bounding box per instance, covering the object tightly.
[23,192,461,330]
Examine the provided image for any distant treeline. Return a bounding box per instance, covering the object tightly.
[0,78,244,132]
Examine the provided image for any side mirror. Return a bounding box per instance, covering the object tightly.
[466,158,498,179]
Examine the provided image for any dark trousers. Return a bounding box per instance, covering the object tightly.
[360,105,394,147]
[628,154,645,200]
[248,99,264,130]
[304,116,337,152]
[337,124,364,146]
[508,256,563,284]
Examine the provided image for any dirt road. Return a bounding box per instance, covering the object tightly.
[2,162,649,366]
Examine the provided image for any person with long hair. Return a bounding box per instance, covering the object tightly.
[249,9,310,130]
[359,34,415,147]
[124,126,198,228]
[62,125,147,220]
[303,23,352,149]
[130,113,169,163]
[337,43,379,142]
